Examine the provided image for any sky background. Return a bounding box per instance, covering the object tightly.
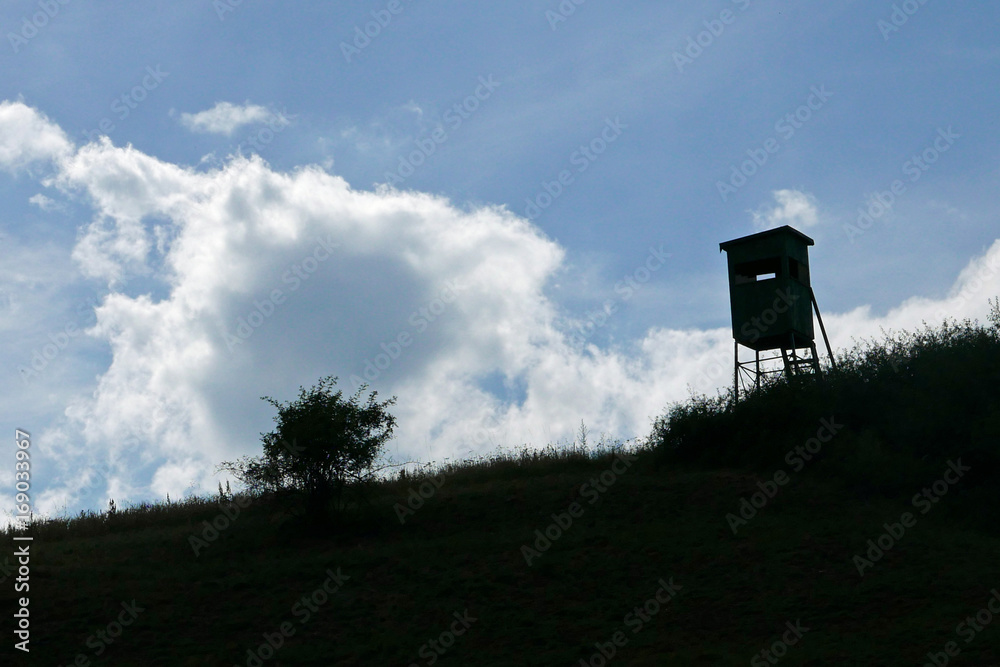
[1,0,999,525]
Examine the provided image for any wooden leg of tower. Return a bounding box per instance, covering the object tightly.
[755,349,760,391]
[734,340,739,403]
[791,332,800,377]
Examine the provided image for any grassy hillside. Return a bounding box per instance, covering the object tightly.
[4,313,1000,665]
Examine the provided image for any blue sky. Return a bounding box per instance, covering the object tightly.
[2,0,999,523]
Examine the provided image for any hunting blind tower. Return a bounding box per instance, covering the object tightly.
[720,225,835,399]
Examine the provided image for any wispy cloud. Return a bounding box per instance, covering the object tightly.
[177,101,288,136]
[29,193,69,213]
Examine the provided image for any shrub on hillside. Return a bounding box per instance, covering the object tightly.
[217,376,396,524]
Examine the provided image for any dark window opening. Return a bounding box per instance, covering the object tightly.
[789,259,809,284]
[734,257,781,285]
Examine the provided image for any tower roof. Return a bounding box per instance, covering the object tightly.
[719,225,815,253]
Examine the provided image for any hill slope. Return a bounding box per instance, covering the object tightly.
[4,452,1000,665]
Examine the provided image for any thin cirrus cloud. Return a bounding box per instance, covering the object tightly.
[176,101,288,136]
[1,100,999,527]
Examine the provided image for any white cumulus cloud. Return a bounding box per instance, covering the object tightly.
[752,189,820,231]
[0,101,72,172]
[2,102,1000,527]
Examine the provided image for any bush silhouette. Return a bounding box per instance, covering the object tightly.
[218,376,396,523]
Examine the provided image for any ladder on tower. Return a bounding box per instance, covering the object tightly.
[780,341,821,379]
